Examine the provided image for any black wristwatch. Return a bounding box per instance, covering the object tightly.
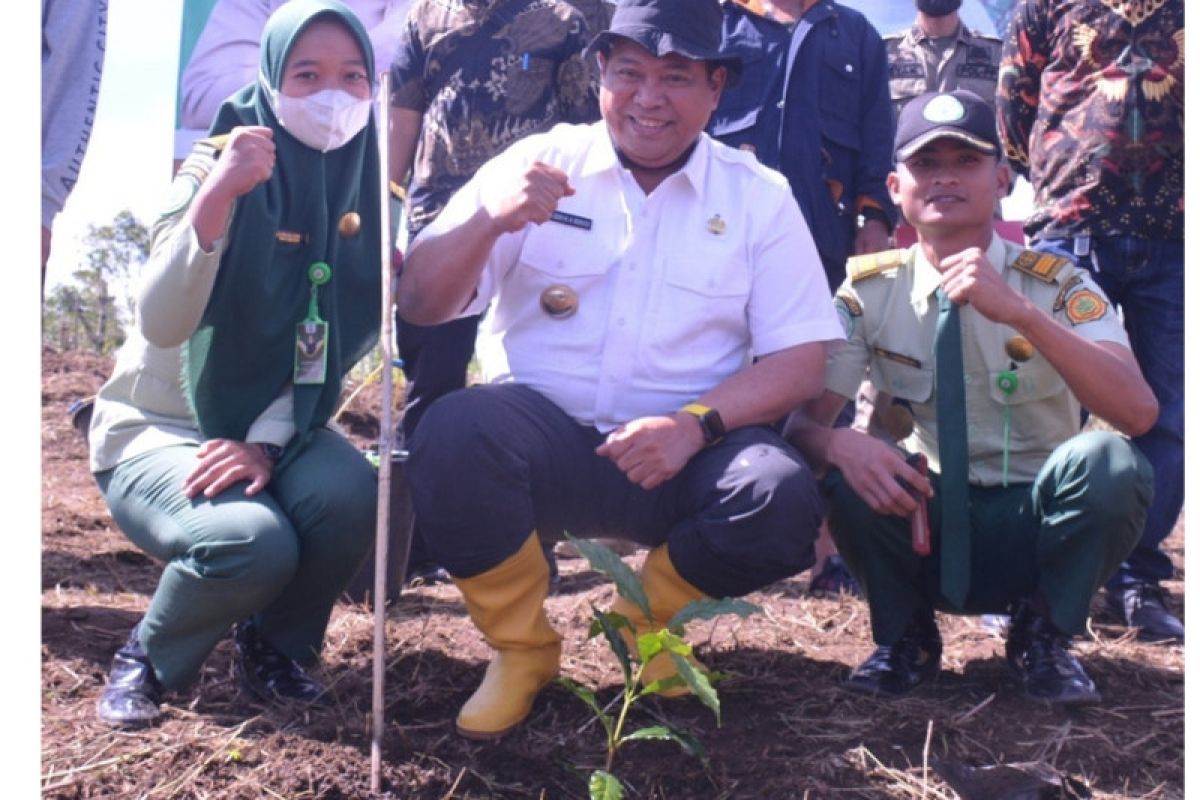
[257,442,285,461]
[680,403,726,446]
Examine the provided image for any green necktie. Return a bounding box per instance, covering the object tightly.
[935,288,971,608]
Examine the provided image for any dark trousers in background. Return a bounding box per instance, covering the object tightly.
[1034,236,1183,589]
[407,383,824,598]
[824,431,1153,645]
[395,312,481,571]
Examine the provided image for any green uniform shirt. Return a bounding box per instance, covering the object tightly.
[884,22,1002,119]
[826,237,1129,485]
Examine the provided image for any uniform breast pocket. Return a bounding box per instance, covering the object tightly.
[873,356,934,403]
[987,361,1068,447]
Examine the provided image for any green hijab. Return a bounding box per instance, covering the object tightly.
[184,0,382,458]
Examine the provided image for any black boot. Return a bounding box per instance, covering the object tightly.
[96,623,164,728]
[1106,582,1184,642]
[233,620,329,705]
[846,605,941,696]
[1006,602,1099,705]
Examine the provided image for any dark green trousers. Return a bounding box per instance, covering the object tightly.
[825,431,1153,645]
[95,429,376,690]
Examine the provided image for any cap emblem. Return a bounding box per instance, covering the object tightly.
[924,94,966,123]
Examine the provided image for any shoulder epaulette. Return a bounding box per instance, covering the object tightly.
[848,249,906,283]
[1011,249,1070,283]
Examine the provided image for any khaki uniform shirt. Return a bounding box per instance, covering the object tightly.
[825,237,1129,486]
[885,22,1003,118]
[88,144,295,473]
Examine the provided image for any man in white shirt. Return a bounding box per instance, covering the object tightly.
[396,0,843,741]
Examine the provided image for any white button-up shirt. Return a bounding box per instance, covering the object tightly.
[416,121,843,431]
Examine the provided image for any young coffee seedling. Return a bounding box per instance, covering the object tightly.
[558,535,760,800]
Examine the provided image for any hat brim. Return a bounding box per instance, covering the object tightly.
[895,128,998,162]
[585,30,743,87]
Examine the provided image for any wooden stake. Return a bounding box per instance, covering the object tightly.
[371,69,395,795]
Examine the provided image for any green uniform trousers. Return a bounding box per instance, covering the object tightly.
[825,431,1153,645]
[95,428,376,690]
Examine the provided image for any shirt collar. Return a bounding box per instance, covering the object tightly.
[583,121,709,197]
[911,20,967,46]
[909,232,1005,305]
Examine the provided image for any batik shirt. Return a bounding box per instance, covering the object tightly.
[390,0,599,235]
[997,0,1183,241]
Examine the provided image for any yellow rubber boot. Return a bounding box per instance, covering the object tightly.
[611,544,708,698]
[452,533,561,739]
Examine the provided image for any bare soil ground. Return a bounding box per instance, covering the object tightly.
[42,348,1183,799]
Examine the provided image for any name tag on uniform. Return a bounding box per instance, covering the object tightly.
[549,210,592,231]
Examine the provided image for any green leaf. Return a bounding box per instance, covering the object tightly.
[672,653,721,723]
[620,725,705,759]
[558,676,604,717]
[591,608,634,683]
[667,597,761,629]
[565,534,651,619]
[588,770,624,800]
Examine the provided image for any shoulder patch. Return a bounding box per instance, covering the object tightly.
[1011,250,1070,283]
[834,289,862,337]
[159,143,219,219]
[835,288,862,317]
[1052,273,1085,312]
[197,133,231,155]
[848,249,906,283]
[1064,288,1109,325]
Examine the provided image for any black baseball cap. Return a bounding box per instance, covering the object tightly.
[585,0,743,86]
[894,90,1000,161]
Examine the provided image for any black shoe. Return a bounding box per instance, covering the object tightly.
[404,561,452,587]
[845,607,941,696]
[809,555,864,598]
[234,620,329,706]
[1106,583,1184,642]
[1006,603,1100,705]
[96,623,164,728]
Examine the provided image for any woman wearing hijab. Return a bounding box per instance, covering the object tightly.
[90,0,383,728]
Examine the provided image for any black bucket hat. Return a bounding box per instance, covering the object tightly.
[585,0,743,87]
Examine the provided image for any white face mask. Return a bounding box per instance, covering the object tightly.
[265,77,372,152]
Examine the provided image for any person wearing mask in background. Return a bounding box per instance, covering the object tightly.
[90,0,381,728]
[396,0,842,740]
[386,0,602,585]
[787,90,1156,704]
[998,0,1184,642]
[884,0,1002,119]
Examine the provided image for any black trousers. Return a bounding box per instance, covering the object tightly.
[407,383,824,598]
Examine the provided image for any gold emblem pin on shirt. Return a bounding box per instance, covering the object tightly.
[707,214,726,235]
[1005,335,1034,362]
[338,212,361,238]
[540,285,578,319]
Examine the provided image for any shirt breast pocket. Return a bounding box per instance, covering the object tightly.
[512,228,613,367]
[986,361,1068,447]
[641,249,752,381]
[819,45,863,140]
[873,357,933,403]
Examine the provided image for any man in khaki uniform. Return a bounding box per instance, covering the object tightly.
[786,91,1156,705]
[884,0,1002,118]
